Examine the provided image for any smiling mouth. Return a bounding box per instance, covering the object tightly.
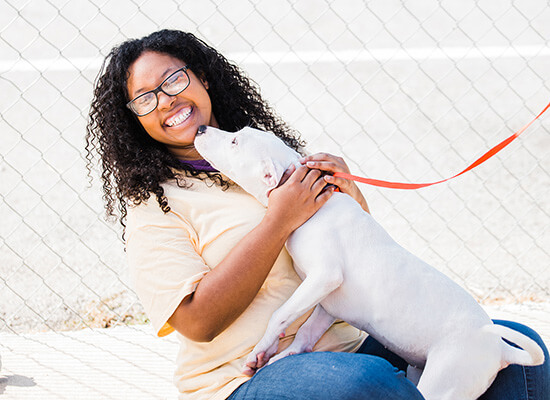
[166,106,193,127]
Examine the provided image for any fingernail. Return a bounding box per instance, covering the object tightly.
[324,175,333,182]
[306,161,315,167]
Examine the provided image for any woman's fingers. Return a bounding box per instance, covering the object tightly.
[305,161,338,173]
[300,153,349,174]
[277,164,296,187]
[301,152,370,213]
[311,173,331,195]
[323,174,347,189]
[315,185,335,204]
[287,164,309,183]
[301,167,322,187]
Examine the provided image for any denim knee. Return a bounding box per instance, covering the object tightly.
[337,353,423,400]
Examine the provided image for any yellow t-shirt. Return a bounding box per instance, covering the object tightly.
[125,174,366,400]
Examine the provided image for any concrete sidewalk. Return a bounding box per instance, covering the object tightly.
[1,302,548,400]
[0,325,179,399]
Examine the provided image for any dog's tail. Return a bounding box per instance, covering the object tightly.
[482,324,545,367]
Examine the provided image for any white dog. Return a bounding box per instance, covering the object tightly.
[194,125,544,400]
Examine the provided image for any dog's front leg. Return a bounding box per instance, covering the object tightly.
[244,271,342,375]
[267,304,335,365]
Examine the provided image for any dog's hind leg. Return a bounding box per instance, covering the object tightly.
[268,304,336,365]
[416,338,501,400]
[415,351,466,400]
[244,271,343,372]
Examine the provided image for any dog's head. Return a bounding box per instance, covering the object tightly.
[194,126,300,206]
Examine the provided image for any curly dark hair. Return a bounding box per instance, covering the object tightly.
[86,29,305,228]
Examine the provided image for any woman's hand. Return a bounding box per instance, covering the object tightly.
[265,164,335,235]
[300,153,370,213]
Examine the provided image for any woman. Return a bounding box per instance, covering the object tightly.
[86,29,549,400]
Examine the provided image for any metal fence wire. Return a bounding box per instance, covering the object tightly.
[1,0,549,336]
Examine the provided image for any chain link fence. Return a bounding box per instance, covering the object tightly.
[1,0,549,339]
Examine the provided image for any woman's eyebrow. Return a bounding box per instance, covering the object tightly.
[133,67,176,96]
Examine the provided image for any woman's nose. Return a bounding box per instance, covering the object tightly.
[157,91,176,110]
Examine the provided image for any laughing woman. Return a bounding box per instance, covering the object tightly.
[86,29,549,400]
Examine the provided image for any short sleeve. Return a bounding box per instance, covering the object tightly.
[126,206,210,337]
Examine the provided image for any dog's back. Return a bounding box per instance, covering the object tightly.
[287,191,491,365]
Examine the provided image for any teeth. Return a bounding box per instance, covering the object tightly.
[166,107,192,127]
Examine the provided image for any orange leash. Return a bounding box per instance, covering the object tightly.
[333,101,550,190]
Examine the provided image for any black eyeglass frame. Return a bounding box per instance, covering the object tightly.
[126,66,191,117]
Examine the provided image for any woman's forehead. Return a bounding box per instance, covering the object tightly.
[127,51,186,96]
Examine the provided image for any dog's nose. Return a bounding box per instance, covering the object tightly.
[196,125,207,136]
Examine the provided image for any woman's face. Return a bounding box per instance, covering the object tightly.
[126,51,218,160]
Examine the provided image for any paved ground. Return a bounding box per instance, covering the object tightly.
[0,325,179,400]
[0,302,548,400]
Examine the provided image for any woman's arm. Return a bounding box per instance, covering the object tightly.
[300,153,370,213]
[168,165,334,342]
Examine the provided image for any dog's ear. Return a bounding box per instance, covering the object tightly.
[261,159,285,189]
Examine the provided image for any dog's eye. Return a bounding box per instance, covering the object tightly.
[231,137,238,145]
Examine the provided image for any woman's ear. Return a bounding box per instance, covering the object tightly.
[200,75,209,90]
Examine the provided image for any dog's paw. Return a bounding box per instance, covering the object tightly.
[243,351,265,376]
[243,338,280,375]
[268,342,312,365]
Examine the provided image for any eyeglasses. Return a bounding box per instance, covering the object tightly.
[126,66,191,116]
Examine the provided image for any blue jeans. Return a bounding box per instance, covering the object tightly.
[227,320,549,399]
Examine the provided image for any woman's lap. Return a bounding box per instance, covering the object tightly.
[227,350,422,400]
[228,320,549,400]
